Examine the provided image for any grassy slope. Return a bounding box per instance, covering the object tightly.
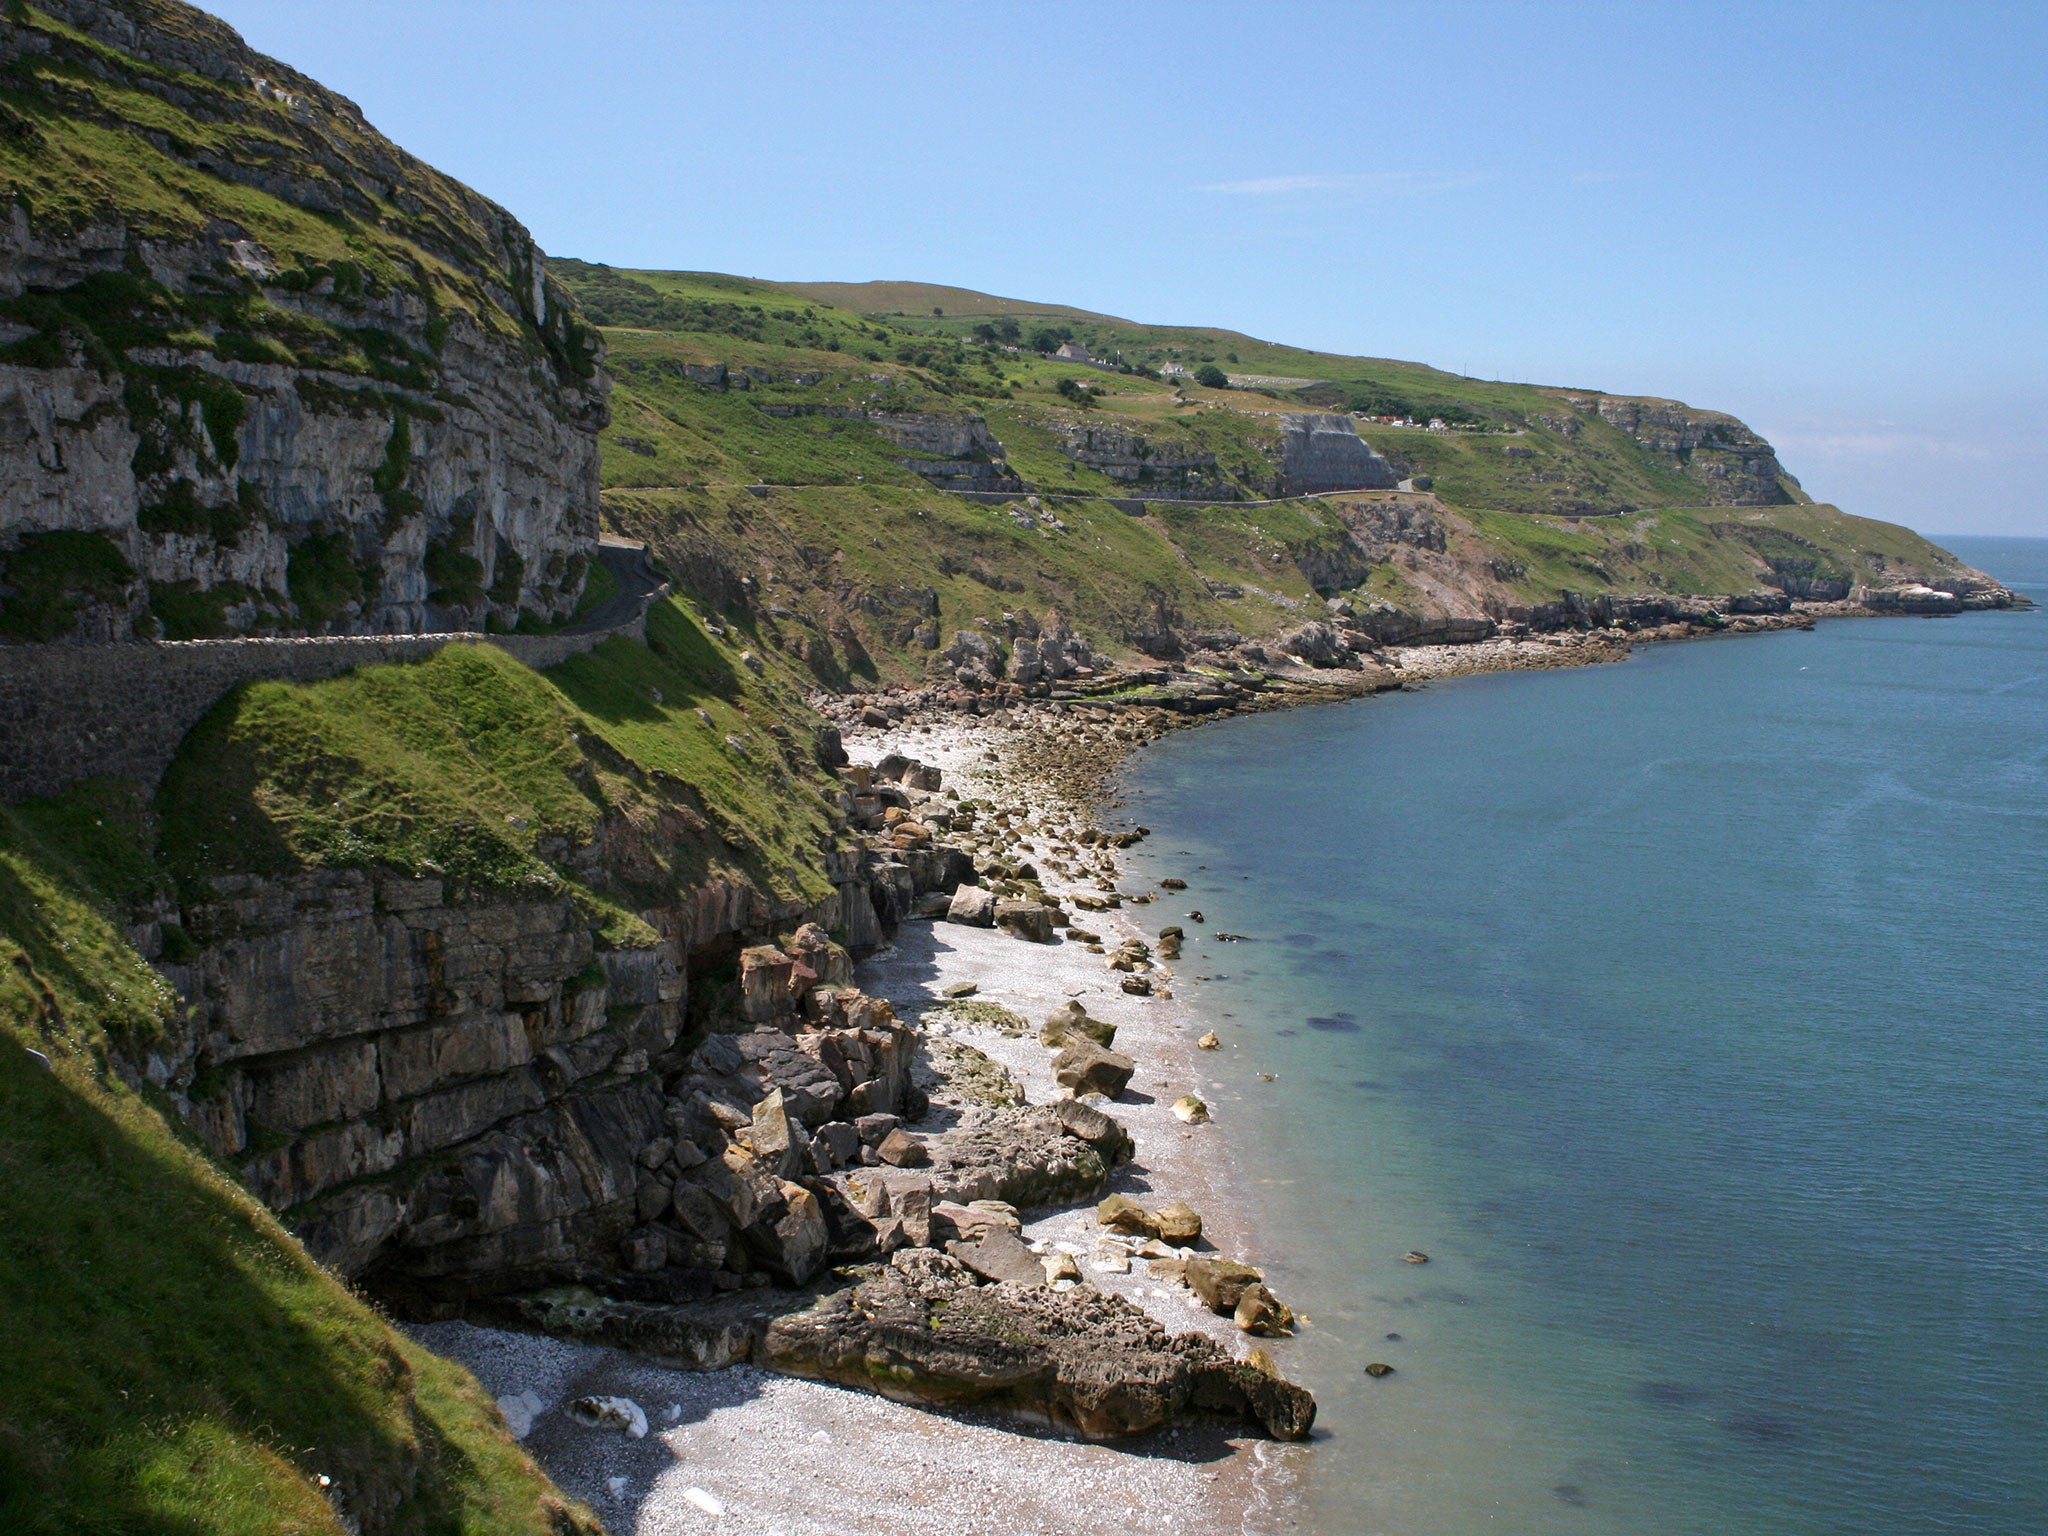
[0,589,852,1533]
[0,793,597,1536]
[550,262,1987,685]
[156,599,847,919]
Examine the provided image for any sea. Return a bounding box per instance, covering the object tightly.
[1118,536,2048,1535]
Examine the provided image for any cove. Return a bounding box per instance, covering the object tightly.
[1120,537,2048,1535]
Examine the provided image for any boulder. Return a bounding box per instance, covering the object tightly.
[950,1226,1047,1287]
[748,1089,800,1178]
[763,1248,1316,1440]
[994,899,1056,943]
[1171,1094,1210,1124]
[751,1180,830,1285]
[1054,1043,1136,1099]
[1154,1200,1203,1244]
[1097,1193,1156,1237]
[946,886,997,927]
[877,1127,930,1168]
[1197,1031,1220,1050]
[1040,999,1116,1050]
[567,1395,648,1439]
[1119,974,1154,996]
[1233,1282,1295,1337]
[1051,1097,1134,1165]
[1186,1256,1264,1316]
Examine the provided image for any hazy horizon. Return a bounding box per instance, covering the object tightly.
[200,0,2047,538]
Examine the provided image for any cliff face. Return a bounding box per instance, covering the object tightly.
[0,0,607,641]
[1562,394,1797,506]
[1278,411,1400,496]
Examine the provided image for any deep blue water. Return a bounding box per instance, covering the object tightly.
[1121,536,2048,1535]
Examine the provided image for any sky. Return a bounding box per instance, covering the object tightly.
[202,0,2048,538]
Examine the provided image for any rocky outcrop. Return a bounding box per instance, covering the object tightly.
[1564,395,1795,506]
[129,794,966,1305]
[1278,412,1400,495]
[1055,423,1233,499]
[869,411,1023,493]
[0,1,607,641]
[763,1247,1316,1440]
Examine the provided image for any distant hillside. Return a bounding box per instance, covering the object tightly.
[548,259,2004,686]
[769,278,1129,323]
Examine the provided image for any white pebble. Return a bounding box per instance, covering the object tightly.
[685,1486,727,1516]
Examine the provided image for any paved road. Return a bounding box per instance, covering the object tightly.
[564,537,665,635]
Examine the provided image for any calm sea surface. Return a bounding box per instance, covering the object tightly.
[1120,536,2048,1535]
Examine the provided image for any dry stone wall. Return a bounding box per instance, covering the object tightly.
[0,598,653,804]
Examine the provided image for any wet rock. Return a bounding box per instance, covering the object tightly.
[1233,1282,1295,1337]
[1171,1094,1210,1124]
[1365,1362,1395,1379]
[1186,1256,1264,1316]
[763,1248,1316,1440]
[1120,974,1154,996]
[1197,1030,1220,1050]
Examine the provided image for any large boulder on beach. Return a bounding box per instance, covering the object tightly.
[950,1225,1046,1287]
[1186,1256,1264,1315]
[763,1247,1316,1440]
[994,898,1056,943]
[1051,1097,1134,1166]
[947,885,997,926]
[1097,1193,1156,1237]
[1155,1200,1203,1244]
[1041,999,1116,1050]
[1233,1282,1295,1337]
[1054,1042,1136,1099]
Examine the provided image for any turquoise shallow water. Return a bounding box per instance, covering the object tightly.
[1120,537,2048,1535]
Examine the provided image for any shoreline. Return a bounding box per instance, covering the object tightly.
[414,604,1978,1535]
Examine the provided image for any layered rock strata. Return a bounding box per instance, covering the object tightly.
[0,0,607,640]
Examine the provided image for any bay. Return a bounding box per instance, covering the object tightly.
[1121,536,2048,1535]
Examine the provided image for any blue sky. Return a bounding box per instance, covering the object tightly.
[206,1,2046,537]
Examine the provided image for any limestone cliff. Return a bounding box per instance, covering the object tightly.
[0,0,607,641]
[1278,411,1400,496]
[1560,393,1799,506]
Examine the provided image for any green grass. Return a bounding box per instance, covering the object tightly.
[153,604,846,913]
[0,798,597,1536]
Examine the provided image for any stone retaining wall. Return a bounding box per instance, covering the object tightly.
[0,599,654,805]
